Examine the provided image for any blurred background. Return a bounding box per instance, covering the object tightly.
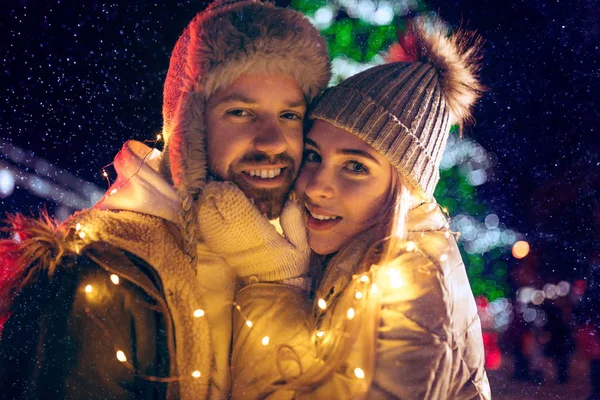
[1,0,598,398]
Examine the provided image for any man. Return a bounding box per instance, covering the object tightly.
[0,0,330,398]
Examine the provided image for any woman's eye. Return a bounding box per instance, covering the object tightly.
[345,161,368,174]
[281,112,303,121]
[303,149,321,163]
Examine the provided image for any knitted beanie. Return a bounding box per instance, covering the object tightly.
[309,16,483,199]
[160,0,331,259]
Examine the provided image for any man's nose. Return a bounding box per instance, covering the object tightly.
[253,120,287,155]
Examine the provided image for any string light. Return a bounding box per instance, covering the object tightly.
[317,298,327,310]
[385,269,403,289]
[406,241,416,251]
[359,275,370,283]
[156,134,162,141]
[193,309,205,318]
[78,231,86,239]
[246,320,253,328]
[347,308,355,320]
[110,274,120,285]
[116,350,127,362]
[354,368,365,379]
[261,336,270,346]
[110,188,118,195]
[75,223,81,232]
[85,284,93,293]
[355,291,363,299]
[440,254,448,262]
[316,330,325,338]
[192,370,201,378]
[371,283,378,294]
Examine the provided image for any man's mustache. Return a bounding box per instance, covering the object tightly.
[234,153,295,169]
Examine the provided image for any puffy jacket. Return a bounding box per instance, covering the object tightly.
[231,202,491,399]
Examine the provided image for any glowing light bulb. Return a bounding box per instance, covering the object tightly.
[354,367,365,379]
[75,223,81,232]
[156,134,162,141]
[116,350,127,362]
[85,284,93,293]
[78,231,86,239]
[512,241,530,259]
[192,370,201,378]
[316,330,325,338]
[359,275,370,283]
[102,170,108,177]
[317,298,327,310]
[194,309,205,318]
[347,308,355,320]
[110,188,118,195]
[406,241,416,252]
[110,274,120,285]
[246,320,253,328]
[385,269,403,288]
[261,336,270,346]
[371,283,379,294]
[440,254,448,262]
[355,291,363,299]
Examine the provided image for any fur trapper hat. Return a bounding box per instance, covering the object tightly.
[160,0,330,260]
[309,15,483,199]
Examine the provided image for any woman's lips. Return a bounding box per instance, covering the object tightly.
[305,206,342,231]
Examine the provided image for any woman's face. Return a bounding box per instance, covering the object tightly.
[295,120,394,255]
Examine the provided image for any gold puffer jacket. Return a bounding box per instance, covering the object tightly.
[231,202,491,399]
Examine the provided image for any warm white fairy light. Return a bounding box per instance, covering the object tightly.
[78,231,86,239]
[355,291,363,299]
[354,367,365,379]
[385,269,403,289]
[75,223,81,232]
[316,330,325,338]
[317,298,327,310]
[116,350,127,362]
[110,274,120,285]
[192,370,201,378]
[359,275,370,283]
[440,254,448,262]
[85,284,93,293]
[156,134,162,141]
[110,188,118,195]
[246,320,253,328]
[102,170,108,178]
[193,309,205,318]
[406,241,416,252]
[261,336,270,346]
[371,283,379,294]
[347,307,355,320]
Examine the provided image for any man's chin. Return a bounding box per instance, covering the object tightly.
[231,174,292,219]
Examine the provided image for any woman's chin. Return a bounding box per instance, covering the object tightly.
[308,236,343,256]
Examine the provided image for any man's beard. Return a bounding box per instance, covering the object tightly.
[214,153,296,220]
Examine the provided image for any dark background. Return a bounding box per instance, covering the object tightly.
[1,0,599,283]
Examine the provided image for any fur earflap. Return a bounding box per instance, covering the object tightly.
[0,213,69,313]
[387,15,484,129]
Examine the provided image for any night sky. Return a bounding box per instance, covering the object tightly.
[1,0,598,282]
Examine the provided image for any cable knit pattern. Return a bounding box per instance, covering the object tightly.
[197,182,310,289]
[63,209,213,400]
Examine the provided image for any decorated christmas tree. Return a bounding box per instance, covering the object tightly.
[290,0,517,309]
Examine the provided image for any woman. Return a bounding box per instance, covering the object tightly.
[201,15,491,399]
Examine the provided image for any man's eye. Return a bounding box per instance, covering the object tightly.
[345,161,369,174]
[303,149,321,163]
[227,109,251,117]
[281,112,302,121]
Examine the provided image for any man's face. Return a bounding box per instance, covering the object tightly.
[205,72,306,219]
